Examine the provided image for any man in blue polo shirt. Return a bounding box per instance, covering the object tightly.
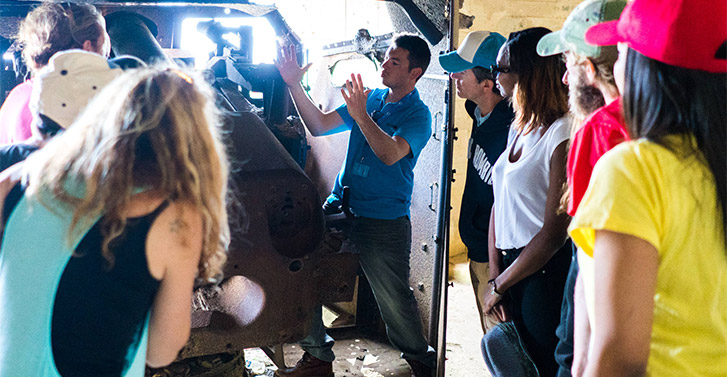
[275,34,435,377]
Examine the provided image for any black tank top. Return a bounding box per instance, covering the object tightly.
[3,186,167,376]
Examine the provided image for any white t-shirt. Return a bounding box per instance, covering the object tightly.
[492,116,571,249]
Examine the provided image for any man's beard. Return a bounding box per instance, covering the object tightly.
[569,73,606,126]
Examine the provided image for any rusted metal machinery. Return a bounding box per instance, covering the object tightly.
[0,1,452,375]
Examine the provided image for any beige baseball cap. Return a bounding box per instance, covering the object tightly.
[30,49,122,130]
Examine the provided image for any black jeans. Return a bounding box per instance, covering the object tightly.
[554,243,579,377]
[501,240,572,377]
[301,216,435,367]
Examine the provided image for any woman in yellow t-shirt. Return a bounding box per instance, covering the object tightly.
[568,0,727,376]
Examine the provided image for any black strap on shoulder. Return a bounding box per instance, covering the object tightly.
[2,182,24,225]
[145,199,171,222]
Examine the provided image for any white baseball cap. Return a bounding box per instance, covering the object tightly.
[30,49,122,130]
[439,31,506,73]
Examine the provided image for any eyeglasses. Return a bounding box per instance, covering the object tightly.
[490,65,513,75]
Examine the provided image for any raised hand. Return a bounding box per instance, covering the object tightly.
[274,43,312,87]
[340,73,372,123]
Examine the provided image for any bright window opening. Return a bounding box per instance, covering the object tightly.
[180,17,278,69]
[330,56,385,89]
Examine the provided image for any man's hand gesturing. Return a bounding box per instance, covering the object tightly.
[274,44,312,87]
[341,73,372,124]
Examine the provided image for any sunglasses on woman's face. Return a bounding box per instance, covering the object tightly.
[490,65,513,75]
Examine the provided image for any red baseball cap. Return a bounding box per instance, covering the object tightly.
[585,0,727,73]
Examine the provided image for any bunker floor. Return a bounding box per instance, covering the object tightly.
[244,263,490,377]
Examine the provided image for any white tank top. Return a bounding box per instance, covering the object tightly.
[492,116,571,249]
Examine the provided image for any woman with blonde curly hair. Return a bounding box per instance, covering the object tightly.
[0,68,229,376]
[0,2,109,145]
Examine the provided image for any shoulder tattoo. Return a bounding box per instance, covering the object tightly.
[169,218,188,234]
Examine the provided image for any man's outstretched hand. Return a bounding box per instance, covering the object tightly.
[274,44,312,87]
[341,73,372,123]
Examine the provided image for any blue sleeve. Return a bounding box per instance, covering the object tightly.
[394,106,432,160]
[335,104,354,129]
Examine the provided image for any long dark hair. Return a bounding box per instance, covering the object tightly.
[623,48,727,243]
[506,27,569,133]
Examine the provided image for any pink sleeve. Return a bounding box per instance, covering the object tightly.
[0,81,34,145]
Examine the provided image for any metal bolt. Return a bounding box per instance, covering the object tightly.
[417,283,425,292]
[421,243,428,252]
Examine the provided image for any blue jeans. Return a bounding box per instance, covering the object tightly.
[554,243,579,377]
[301,216,435,367]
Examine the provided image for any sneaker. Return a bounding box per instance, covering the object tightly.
[406,359,433,377]
[274,352,334,377]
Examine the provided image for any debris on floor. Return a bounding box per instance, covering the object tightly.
[240,262,489,377]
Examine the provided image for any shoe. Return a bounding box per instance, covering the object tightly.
[406,359,433,377]
[274,352,334,377]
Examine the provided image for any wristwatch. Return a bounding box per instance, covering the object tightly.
[487,279,502,299]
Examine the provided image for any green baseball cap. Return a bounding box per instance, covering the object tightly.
[537,0,626,57]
